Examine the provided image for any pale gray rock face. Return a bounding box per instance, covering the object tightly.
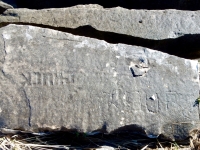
[2,5,200,59]
[1,5,200,40]
[0,24,199,140]
[1,0,200,10]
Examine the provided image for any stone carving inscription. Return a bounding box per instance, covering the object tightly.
[0,25,199,140]
[21,72,74,86]
[25,79,195,116]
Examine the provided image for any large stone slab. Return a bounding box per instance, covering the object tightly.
[0,24,199,140]
[1,0,200,10]
[3,5,200,59]
[1,5,200,40]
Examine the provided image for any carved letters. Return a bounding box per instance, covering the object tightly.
[21,72,193,115]
[21,72,74,86]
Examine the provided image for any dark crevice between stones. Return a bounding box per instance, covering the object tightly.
[1,22,200,59]
[22,89,32,127]
[2,0,200,10]
[0,7,8,14]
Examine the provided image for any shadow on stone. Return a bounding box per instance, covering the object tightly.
[2,22,200,59]
[31,124,148,139]
[0,123,192,148]
[111,124,147,136]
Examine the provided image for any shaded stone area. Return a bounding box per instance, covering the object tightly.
[2,6,200,40]
[2,0,200,10]
[0,24,199,140]
[3,23,200,59]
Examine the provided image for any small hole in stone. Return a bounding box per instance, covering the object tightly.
[139,20,143,23]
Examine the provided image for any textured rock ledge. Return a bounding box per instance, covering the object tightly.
[1,5,200,40]
[2,0,200,10]
[0,24,199,140]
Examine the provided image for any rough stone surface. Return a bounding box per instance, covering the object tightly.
[2,0,200,10]
[3,5,200,59]
[1,5,200,40]
[0,24,199,140]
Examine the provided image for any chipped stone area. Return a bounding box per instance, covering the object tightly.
[0,24,199,140]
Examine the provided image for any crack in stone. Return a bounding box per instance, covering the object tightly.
[22,89,32,127]
[1,69,6,77]
[1,34,7,63]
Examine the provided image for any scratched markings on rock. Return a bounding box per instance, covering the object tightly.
[11,43,196,127]
[0,25,199,139]
[25,84,194,117]
[21,72,74,86]
[17,49,195,119]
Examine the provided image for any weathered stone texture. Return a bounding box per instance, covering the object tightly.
[2,0,200,10]
[1,5,200,40]
[0,24,199,140]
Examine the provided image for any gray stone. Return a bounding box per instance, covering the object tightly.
[1,5,200,40]
[3,5,200,59]
[0,24,199,140]
[1,0,200,10]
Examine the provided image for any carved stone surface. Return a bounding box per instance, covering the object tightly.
[0,24,199,140]
[1,5,200,40]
